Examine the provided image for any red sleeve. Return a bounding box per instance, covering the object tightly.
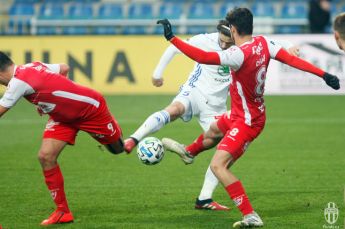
[170,37,221,65]
[275,48,325,77]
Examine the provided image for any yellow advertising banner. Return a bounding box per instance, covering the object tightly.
[0,36,194,94]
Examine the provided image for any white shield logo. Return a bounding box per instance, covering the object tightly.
[324,202,338,225]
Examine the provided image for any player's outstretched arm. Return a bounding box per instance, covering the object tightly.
[152,45,181,87]
[157,19,221,65]
[275,48,340,90]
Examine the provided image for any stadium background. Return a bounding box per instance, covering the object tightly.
[0,0,344,228]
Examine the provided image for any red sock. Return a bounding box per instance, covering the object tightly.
[43,165,70,213]
[225,181,254,216]
[186,134,205,157]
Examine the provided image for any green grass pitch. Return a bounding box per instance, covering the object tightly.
[0,95,344,229]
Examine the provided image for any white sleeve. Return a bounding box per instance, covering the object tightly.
[263,36,284,59]
[0,78,34,108]
[216,46,244,71]
[270,39,294,50]
[42,63,60,74]
[153,45,181,79]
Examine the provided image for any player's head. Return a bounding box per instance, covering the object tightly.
[333,13,345,52]
[0,51,14,73]
[225,7,253,39]
[217,19,234,50]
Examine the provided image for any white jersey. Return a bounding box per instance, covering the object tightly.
[154,32,231,108]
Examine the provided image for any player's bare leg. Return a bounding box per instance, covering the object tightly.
[210,150,263,227]
[124,101,185,153]
[38,139,74,226]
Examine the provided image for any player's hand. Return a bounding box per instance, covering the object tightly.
[323,72,340,90]
[157,19,174,41]
[152,78,163,87]
[287,46,300,57]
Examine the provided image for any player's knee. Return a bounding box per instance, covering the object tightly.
[38,150,56,165]
[210,161,222,175]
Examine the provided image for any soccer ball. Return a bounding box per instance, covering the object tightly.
[137,137,165,165]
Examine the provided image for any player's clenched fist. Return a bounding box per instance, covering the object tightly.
[157,19,175,41]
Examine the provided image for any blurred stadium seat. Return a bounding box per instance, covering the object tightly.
[158,3,183,19]
[128,3,153,19]
[39,3,64,19]
[9,3,35,16]
[188,3,214,19]
[2,0,335,35]
[280,2,307,19]
[251,2,275,17]
[98,3,123,19]
[67,3,93,19]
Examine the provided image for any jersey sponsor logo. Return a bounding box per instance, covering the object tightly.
[256,55,266,67]
[214,78,230,83]
[217,65,230,76]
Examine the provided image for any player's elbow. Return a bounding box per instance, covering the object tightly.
[59,64,70,76]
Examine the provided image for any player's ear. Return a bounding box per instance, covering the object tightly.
[334,31,340,41]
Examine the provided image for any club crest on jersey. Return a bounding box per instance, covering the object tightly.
[217,65,230,76]
[252,42,263,55]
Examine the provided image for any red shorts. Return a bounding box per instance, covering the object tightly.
[216,113,264,161]
[43,109,122,145]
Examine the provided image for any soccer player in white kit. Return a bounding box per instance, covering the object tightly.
[125,20,233,210]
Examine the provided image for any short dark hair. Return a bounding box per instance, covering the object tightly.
[226,7,253,36]
[217,19,231,37]
[334,13,345,40]
[0,51,14,72]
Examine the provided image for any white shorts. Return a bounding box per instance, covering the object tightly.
[172,86,227,131]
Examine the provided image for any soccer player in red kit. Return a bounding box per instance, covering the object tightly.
[0,52,124,225]
[157,8,340,227]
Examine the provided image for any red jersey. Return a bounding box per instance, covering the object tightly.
[0,62,109,123]
[228,36,271,126]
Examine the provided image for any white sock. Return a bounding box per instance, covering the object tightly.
[198,166,219,201]
[131,110,170,141]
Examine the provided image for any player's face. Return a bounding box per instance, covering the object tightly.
[218,33,233,50]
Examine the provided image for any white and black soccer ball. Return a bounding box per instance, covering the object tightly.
[137,137,165,165]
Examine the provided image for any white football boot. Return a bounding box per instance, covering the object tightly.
[233,212,264,228]
[161,138,194,164]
